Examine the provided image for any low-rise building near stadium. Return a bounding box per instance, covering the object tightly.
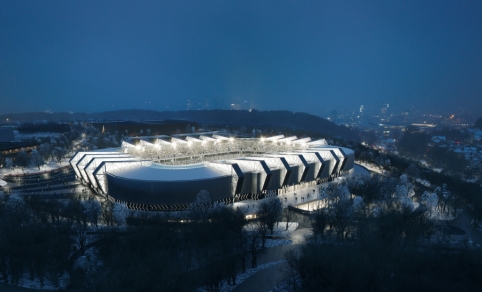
[70,134,354,211]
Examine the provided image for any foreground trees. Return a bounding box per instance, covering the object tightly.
[0,195,73,287]
[286,243,482,292]
[311,175,436,245]
[91,205,248,292]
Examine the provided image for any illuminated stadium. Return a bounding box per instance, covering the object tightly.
[70,134,355,211]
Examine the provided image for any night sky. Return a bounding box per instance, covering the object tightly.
[1,1,482,116]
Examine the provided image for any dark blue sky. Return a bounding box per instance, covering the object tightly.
[1,1,481,116]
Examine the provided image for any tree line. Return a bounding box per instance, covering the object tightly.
[283,164,482,291]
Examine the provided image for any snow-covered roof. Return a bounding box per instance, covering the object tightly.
[108,163,229,181]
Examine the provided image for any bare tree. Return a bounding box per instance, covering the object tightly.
[247,227,262,268]
[187,190,212,222]
[16,150,30,171]
[257,197,283,234]
[283,206,295,231]
[236,230,250,272]
[83,199,102,227]
[4,158,13,170]
[311,204,329,242]
[30,149,44,170]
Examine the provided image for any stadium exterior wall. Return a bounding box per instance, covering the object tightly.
[106,174,232,205]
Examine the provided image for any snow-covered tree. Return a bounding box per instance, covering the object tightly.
[187,190,212,221]
[4,194,32,224]
[53,147,66,162]
[257,197,283,235]
[399,196,415,212]
[39,143,52,161]
[16,150,30,170]
[83,199,102,227]
[113,203,129,226]
[4,158,13,170]
[352,196,364,213]
[405,163,420,183]
[422,192,438,214]
[31,149,44,170]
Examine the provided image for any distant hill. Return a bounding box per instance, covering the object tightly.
[0,109,358,140]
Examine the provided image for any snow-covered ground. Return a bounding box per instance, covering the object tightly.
[244,222,298,248]
[265,239,292,248]
[353,164,370,177]
[0,158,71,177]
[2,271,70,290]
[428,209,459,221]
[416,178,431,187]
[14,132,63,140]
[355,161,383,174]
[244,222,298,238]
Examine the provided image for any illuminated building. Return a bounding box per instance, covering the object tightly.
[71,135,355,211]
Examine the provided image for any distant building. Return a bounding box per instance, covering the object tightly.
[0,141,40,160]
[91,120,198,137]
[381,104,389,116]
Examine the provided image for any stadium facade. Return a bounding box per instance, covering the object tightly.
[70,134,354,211]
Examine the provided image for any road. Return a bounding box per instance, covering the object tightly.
[450,206,482,245]
[233,228,312,292]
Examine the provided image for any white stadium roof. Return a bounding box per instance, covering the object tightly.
[108,163,229,181]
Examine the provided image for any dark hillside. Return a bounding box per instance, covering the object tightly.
[0,109,358,140]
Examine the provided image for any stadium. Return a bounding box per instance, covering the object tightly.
[70,134,355,211]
